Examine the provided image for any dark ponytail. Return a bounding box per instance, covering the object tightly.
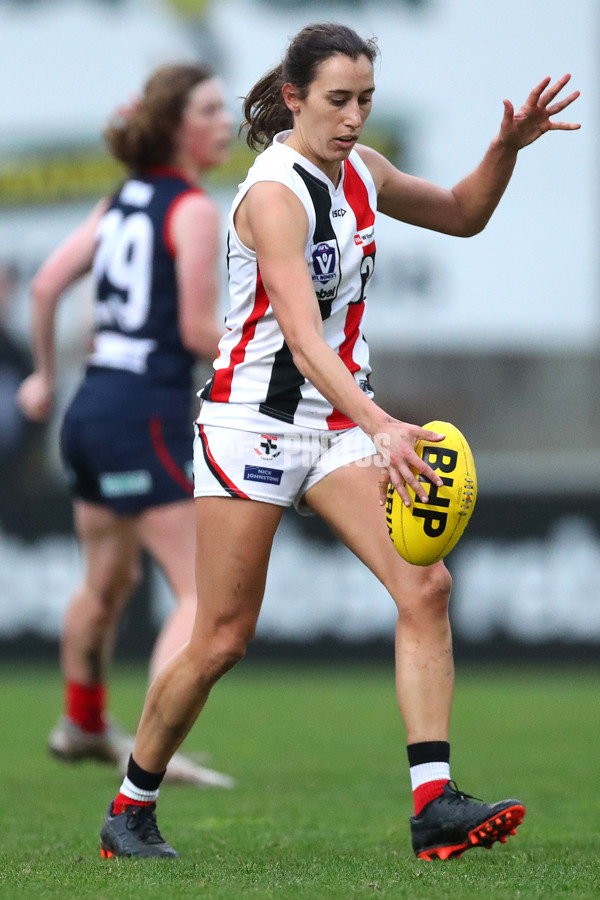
[242,22,378,150]
[242,65,291,152]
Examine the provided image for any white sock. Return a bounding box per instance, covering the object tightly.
[119,776,159,803]
[409,761,451,791]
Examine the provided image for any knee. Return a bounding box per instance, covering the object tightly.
[191,619,254,684]
[212,618,256,672]
[86,561,142,625]
[107,558,142,599]
[209,640,247,681]
[396,563,452,623]
[427,563,453,609]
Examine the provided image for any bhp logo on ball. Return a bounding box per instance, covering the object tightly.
[386,420,477,567]
[413,445,458,537]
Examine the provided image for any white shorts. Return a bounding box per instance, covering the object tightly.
[193,422,377,514]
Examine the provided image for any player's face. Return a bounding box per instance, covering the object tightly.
[285,53,375,180]
[177,78,233,171]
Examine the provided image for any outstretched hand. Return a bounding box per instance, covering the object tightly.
[499,74,580,150]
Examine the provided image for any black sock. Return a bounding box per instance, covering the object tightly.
[407,741,450,767]
[126,754,166,792]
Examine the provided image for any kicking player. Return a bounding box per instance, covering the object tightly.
[97,24,579,858]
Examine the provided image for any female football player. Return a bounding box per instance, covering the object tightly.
[98,24,580,859]
[18,62,234,788]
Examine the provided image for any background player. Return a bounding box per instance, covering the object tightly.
[97,24,580,858]
[18,62,234,788]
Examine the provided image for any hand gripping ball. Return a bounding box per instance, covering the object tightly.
[385,420,477,566]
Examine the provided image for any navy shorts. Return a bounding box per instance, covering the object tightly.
[60,409,194,515]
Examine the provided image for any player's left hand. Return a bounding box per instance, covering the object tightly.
[499,74,580,150]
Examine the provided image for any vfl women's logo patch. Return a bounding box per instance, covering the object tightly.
[311,241,337,284]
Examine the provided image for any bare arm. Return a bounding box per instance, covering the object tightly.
[241,181,444,505]
[169,192,224,362]
[359,74,580,237]
[17,199,108,421]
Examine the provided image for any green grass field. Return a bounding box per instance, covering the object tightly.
[0,660,599,899]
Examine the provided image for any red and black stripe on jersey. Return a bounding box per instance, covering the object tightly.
[257,162,339,424]
[325,158,376,428]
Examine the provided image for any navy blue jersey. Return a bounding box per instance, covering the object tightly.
[61,169,203,511]
[81,168,200,416]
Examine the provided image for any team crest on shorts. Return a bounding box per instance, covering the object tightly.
[254,434,281,460]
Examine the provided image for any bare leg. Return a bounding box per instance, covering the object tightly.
[305,461,453,744]
[131,496,284,773]
[136,498,237,786]
[137,499,197,683]
[61,501,141,686]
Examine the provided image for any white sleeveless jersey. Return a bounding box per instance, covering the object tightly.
[200,131,377,430]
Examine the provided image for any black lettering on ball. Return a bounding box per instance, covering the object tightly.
[412,507,448,537]
[422,446,458,474]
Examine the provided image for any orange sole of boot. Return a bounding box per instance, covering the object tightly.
[416,803,526,861]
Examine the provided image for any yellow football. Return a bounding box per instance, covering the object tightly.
[385,420,477,566]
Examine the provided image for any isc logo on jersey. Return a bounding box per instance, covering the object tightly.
[311,241,340,300]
